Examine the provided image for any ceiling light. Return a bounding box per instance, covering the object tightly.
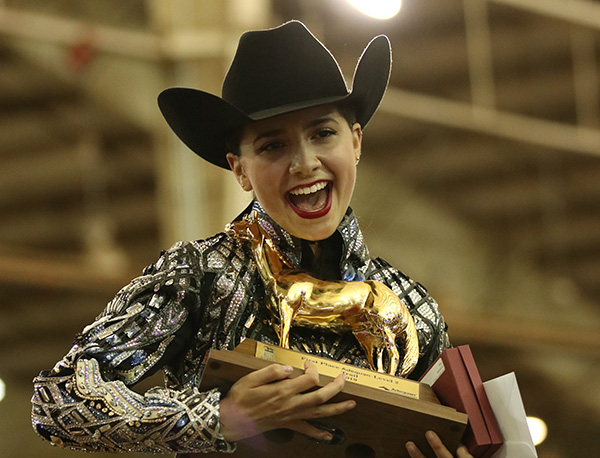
[346,0,402,19]
[527,416,548,446]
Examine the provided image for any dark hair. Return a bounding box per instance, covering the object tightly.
[224,128,243,158]
[335,102,358,127]
[224,103,358,158]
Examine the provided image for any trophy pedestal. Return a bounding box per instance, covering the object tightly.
[196,340,467,458]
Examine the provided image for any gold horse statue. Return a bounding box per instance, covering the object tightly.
[226,211,419,377]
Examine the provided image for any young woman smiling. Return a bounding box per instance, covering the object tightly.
[227,104,361,242]
[32,20,471,458]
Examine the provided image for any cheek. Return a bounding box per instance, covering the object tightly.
[337,152,358,183]
[244,162,282,196]
[339,159,358,202]
[344,169,357,198]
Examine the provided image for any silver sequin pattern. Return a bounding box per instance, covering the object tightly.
[32,201,450,453]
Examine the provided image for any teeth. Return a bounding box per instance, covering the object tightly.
[289,181,327,196]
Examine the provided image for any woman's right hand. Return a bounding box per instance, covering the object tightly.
[406,431,474,458]
[218,360,356,442]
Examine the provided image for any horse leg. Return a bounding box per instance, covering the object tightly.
[376,344,386,374]
[384,328,400,375]
[353,331,379,372]
[277,297,295,348]
[372,340,399,374]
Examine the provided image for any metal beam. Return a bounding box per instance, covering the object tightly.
[571,28,600,127]
[381,87,600,157]
[446,307,600,354]
[0,7,225,60]
[489,0,600,30]
[0,249,134,293]
[463,0,496,108]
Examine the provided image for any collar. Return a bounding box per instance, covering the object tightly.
[244,200,372,281]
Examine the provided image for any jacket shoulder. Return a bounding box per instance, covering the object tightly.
[143,232,243,276]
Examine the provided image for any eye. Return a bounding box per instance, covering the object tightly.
[259,140,285,153]
[313,128,337,140]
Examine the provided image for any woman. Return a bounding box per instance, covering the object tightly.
[31,20,471,458]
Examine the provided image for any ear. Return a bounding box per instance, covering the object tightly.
[226,153,252,191]
[352,122,362,164]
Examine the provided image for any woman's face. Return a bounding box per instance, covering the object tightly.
[227,105,362,241]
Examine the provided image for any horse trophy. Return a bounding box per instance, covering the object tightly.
[226,211,419,377]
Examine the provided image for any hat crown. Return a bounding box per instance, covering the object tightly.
[222,21,349,117]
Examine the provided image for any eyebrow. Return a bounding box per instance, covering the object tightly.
[251,116,339,146]
[252,128,285,145]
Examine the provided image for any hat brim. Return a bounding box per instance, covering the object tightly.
[158,35,391,170]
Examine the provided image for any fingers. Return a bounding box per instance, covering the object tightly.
[236,360,325,393]
[268,359,337,400]
[287,419,334,442]
[405,441,426,458]
[303,397,357,420]
[235,363,294,388]
[282,359,320,393]
[263,364,355,425]
[406,431,474,458]
[456,445,474,458]
[295,371,347,409]
[424,431,454,458]
[223,360,355,442]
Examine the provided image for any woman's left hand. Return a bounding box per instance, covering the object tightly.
[405,431,474,458]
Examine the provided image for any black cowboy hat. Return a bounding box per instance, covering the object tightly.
[158,20,391,169]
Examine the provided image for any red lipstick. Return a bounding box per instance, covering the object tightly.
[287,181,332,219]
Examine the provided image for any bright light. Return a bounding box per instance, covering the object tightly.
[527,416,548,446]
[0,378,5,403]
[346,0,402,19]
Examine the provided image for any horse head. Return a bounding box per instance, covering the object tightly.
[225,211,263,244]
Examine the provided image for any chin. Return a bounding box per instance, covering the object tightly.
[290,219,340,241]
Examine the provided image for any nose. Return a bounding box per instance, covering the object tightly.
[288,144,320,175]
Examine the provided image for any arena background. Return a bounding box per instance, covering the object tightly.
[0,1,599,456]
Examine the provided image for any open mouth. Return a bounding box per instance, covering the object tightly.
[287,180,332,219]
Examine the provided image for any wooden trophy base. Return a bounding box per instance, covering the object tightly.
[196,340,467,458]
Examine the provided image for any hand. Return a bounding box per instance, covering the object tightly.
[406,431,473,458]
[219,360,356,442]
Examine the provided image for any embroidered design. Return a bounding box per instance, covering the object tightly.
[32,201,449,453]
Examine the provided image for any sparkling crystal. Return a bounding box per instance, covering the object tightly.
[130,350,147,366]
[105,334,120,346]
[124,323,141,338]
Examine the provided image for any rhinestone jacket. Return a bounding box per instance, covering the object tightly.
[31,201,450,454]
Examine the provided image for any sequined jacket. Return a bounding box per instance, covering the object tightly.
[31,201,450,454]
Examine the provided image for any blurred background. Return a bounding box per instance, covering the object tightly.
[0,1,599,457]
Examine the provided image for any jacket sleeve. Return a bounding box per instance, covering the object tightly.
[31,241,236,454]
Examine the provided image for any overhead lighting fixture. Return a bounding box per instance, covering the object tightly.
[527,416,548,446]
[346,0,402,19]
